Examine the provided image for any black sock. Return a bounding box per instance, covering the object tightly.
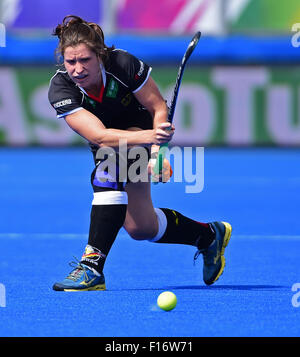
[81,204,127,274]
[153,208,215,249]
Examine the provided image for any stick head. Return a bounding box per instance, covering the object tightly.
[183,31,201,63]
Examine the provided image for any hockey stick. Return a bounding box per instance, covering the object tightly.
[152,31,201,182]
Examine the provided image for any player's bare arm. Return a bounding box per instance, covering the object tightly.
[64,107,174,148]
[134,76,174,155]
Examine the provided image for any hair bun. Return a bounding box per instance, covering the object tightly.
[62,15,84,27]
[53,15,114,64]
[52,15,84,38]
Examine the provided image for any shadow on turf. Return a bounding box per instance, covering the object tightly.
[165,285,288,291]
[108,284,289,291]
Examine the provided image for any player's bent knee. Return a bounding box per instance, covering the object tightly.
[124,225,157,241]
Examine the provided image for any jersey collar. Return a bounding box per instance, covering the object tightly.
[77,63,106,99]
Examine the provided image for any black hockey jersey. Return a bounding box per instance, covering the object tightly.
[48,49,153,130]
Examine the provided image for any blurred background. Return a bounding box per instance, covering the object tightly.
[0,0,300,146]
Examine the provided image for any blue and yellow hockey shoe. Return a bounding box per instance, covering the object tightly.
[194,221,232,286]
[53,261,106,291]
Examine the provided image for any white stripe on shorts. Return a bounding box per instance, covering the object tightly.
[92,191,128,205]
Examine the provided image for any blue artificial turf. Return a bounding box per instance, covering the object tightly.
[0,147,299,337]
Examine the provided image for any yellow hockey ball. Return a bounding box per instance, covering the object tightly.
[157,291,177,311]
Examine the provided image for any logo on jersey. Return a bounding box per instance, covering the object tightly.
[85,97,97,109]
[106,78,119,98]
[53,99,72,108]
[135,61,145,80]
[121,93,132,107]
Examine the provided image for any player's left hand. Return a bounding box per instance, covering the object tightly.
[148,156,173,183]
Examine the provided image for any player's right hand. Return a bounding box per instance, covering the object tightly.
[152,122,175,145]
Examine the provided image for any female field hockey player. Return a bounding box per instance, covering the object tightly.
[48,15,232,291]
